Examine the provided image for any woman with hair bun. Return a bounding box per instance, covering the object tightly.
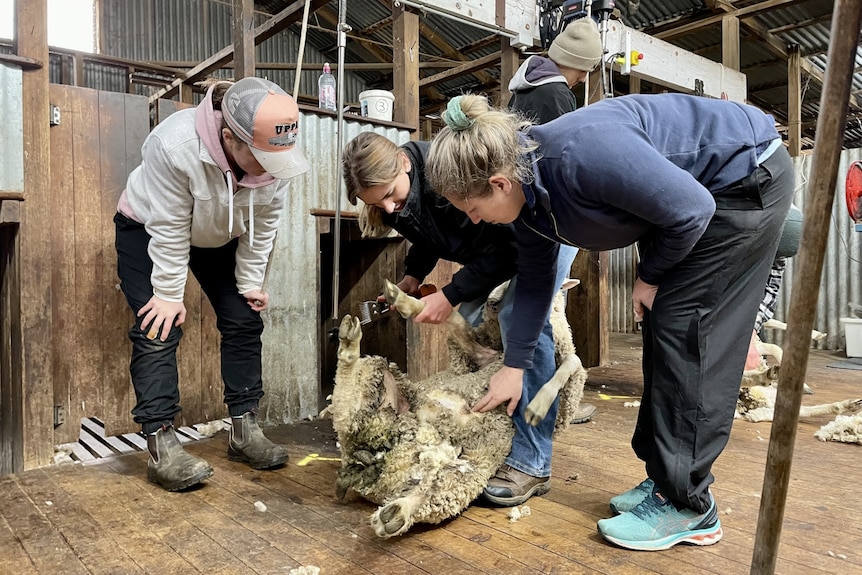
[427,92,794,551]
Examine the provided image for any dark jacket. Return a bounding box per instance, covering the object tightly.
[381,141,518,306]
[508,56,576,125]
[505,93,782,368]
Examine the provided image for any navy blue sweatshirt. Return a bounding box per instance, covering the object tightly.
[506,93,781,369]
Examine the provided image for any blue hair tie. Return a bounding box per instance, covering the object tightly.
[442,96,474,131]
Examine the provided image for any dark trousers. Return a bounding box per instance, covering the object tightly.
[114,213,264,434]
[633,147,795,512]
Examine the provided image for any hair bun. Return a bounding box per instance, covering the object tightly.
[442,96,475,131]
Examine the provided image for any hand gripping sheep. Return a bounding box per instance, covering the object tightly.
[330,279,587,538]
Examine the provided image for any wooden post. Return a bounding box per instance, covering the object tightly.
[499,37,519,107]
[750,2,862,573]
[721,14,740,71]
[16,0,55,469]
[568,68,609,368]
[787,45,802,157]
[233,0,255,79]
[392,3,419,133]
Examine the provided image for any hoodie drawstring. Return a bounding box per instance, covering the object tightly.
[248,190,255,250]
[227,171,234,238]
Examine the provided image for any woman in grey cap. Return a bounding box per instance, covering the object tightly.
[114,77,309,491]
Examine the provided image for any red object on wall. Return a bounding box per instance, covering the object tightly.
[846,161,862,222]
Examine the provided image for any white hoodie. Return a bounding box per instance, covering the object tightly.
[119,88,292,303]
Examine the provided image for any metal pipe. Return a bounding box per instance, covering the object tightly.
[330,0,350,322]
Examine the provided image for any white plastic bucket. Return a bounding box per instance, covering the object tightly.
[840,317,862,357]
[359,90,394,121]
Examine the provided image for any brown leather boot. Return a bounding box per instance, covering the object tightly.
[147,425,214,491]
[482,464,550,506]
[227,411,289,469]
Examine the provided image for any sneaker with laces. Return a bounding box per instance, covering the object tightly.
[597,485,722,551]
[609,477,654,514]
[482,464,550,507]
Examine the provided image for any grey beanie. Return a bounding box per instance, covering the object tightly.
[548,18,603,72]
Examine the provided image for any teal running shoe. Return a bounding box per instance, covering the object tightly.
[597,485,723,551]
[609,478,654,514]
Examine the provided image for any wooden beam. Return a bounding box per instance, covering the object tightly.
[0,200,21,224]
[499,38,519,107]
[17,0,55,469]
[392,4,420,132]
[233,0,255,78]
[787,45,802,156]
[653,0,806,40]
[418,21,496,86]
[721,14,740,71]
[148,0,328,103]
[418,52,500,88]
[148,61,462,71]
[0,53,42,70]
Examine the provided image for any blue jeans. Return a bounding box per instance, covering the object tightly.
[457,246,578,476]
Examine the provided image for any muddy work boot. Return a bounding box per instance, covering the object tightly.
[482,464,550,507]
[147,425,214,491]
[227,411,289,470]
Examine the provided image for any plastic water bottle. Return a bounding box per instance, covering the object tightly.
[318,62,336,111]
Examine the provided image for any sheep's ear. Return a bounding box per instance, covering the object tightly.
[383,279,398,303]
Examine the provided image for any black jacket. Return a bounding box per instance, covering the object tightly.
[381,141,518,306]
[508,56,576,125]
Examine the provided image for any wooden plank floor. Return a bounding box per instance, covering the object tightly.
[2,333,861,575]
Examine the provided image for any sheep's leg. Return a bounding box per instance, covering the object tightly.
[370,491,427,538]
[743,398,862,423]
[754,340,784,364]
[337,315,362,366]
[525,354,583,426]
[383,279,498,368]
[799,398,862,418]
[762,318,827,342]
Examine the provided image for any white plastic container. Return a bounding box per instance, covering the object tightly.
[359,90,394,121]
[840,317,862,357]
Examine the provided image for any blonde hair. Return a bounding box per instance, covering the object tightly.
[427,93,537,201]
[342,132,400,237]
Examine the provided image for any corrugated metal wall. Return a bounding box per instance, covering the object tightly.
[258,113,410,423]
[607,149,862,354]
[97,0,368,103]
[0,64,24,193]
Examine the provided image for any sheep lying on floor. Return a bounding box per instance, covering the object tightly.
[330,280,587,538]
[736,333,862,423]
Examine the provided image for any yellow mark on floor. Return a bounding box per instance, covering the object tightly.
[598,393,640,400]
[296,453,341,466]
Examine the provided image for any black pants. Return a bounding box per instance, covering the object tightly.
[633,147,795,513]
[115,213,264,434]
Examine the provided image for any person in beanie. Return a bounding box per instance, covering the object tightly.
[507,17,603,124]
[114,76,309,491]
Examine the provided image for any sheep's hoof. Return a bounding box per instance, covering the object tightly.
[371,501,408,538]
[354,449,375,466]
[525,388,555,426]
[339,314,362,343]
